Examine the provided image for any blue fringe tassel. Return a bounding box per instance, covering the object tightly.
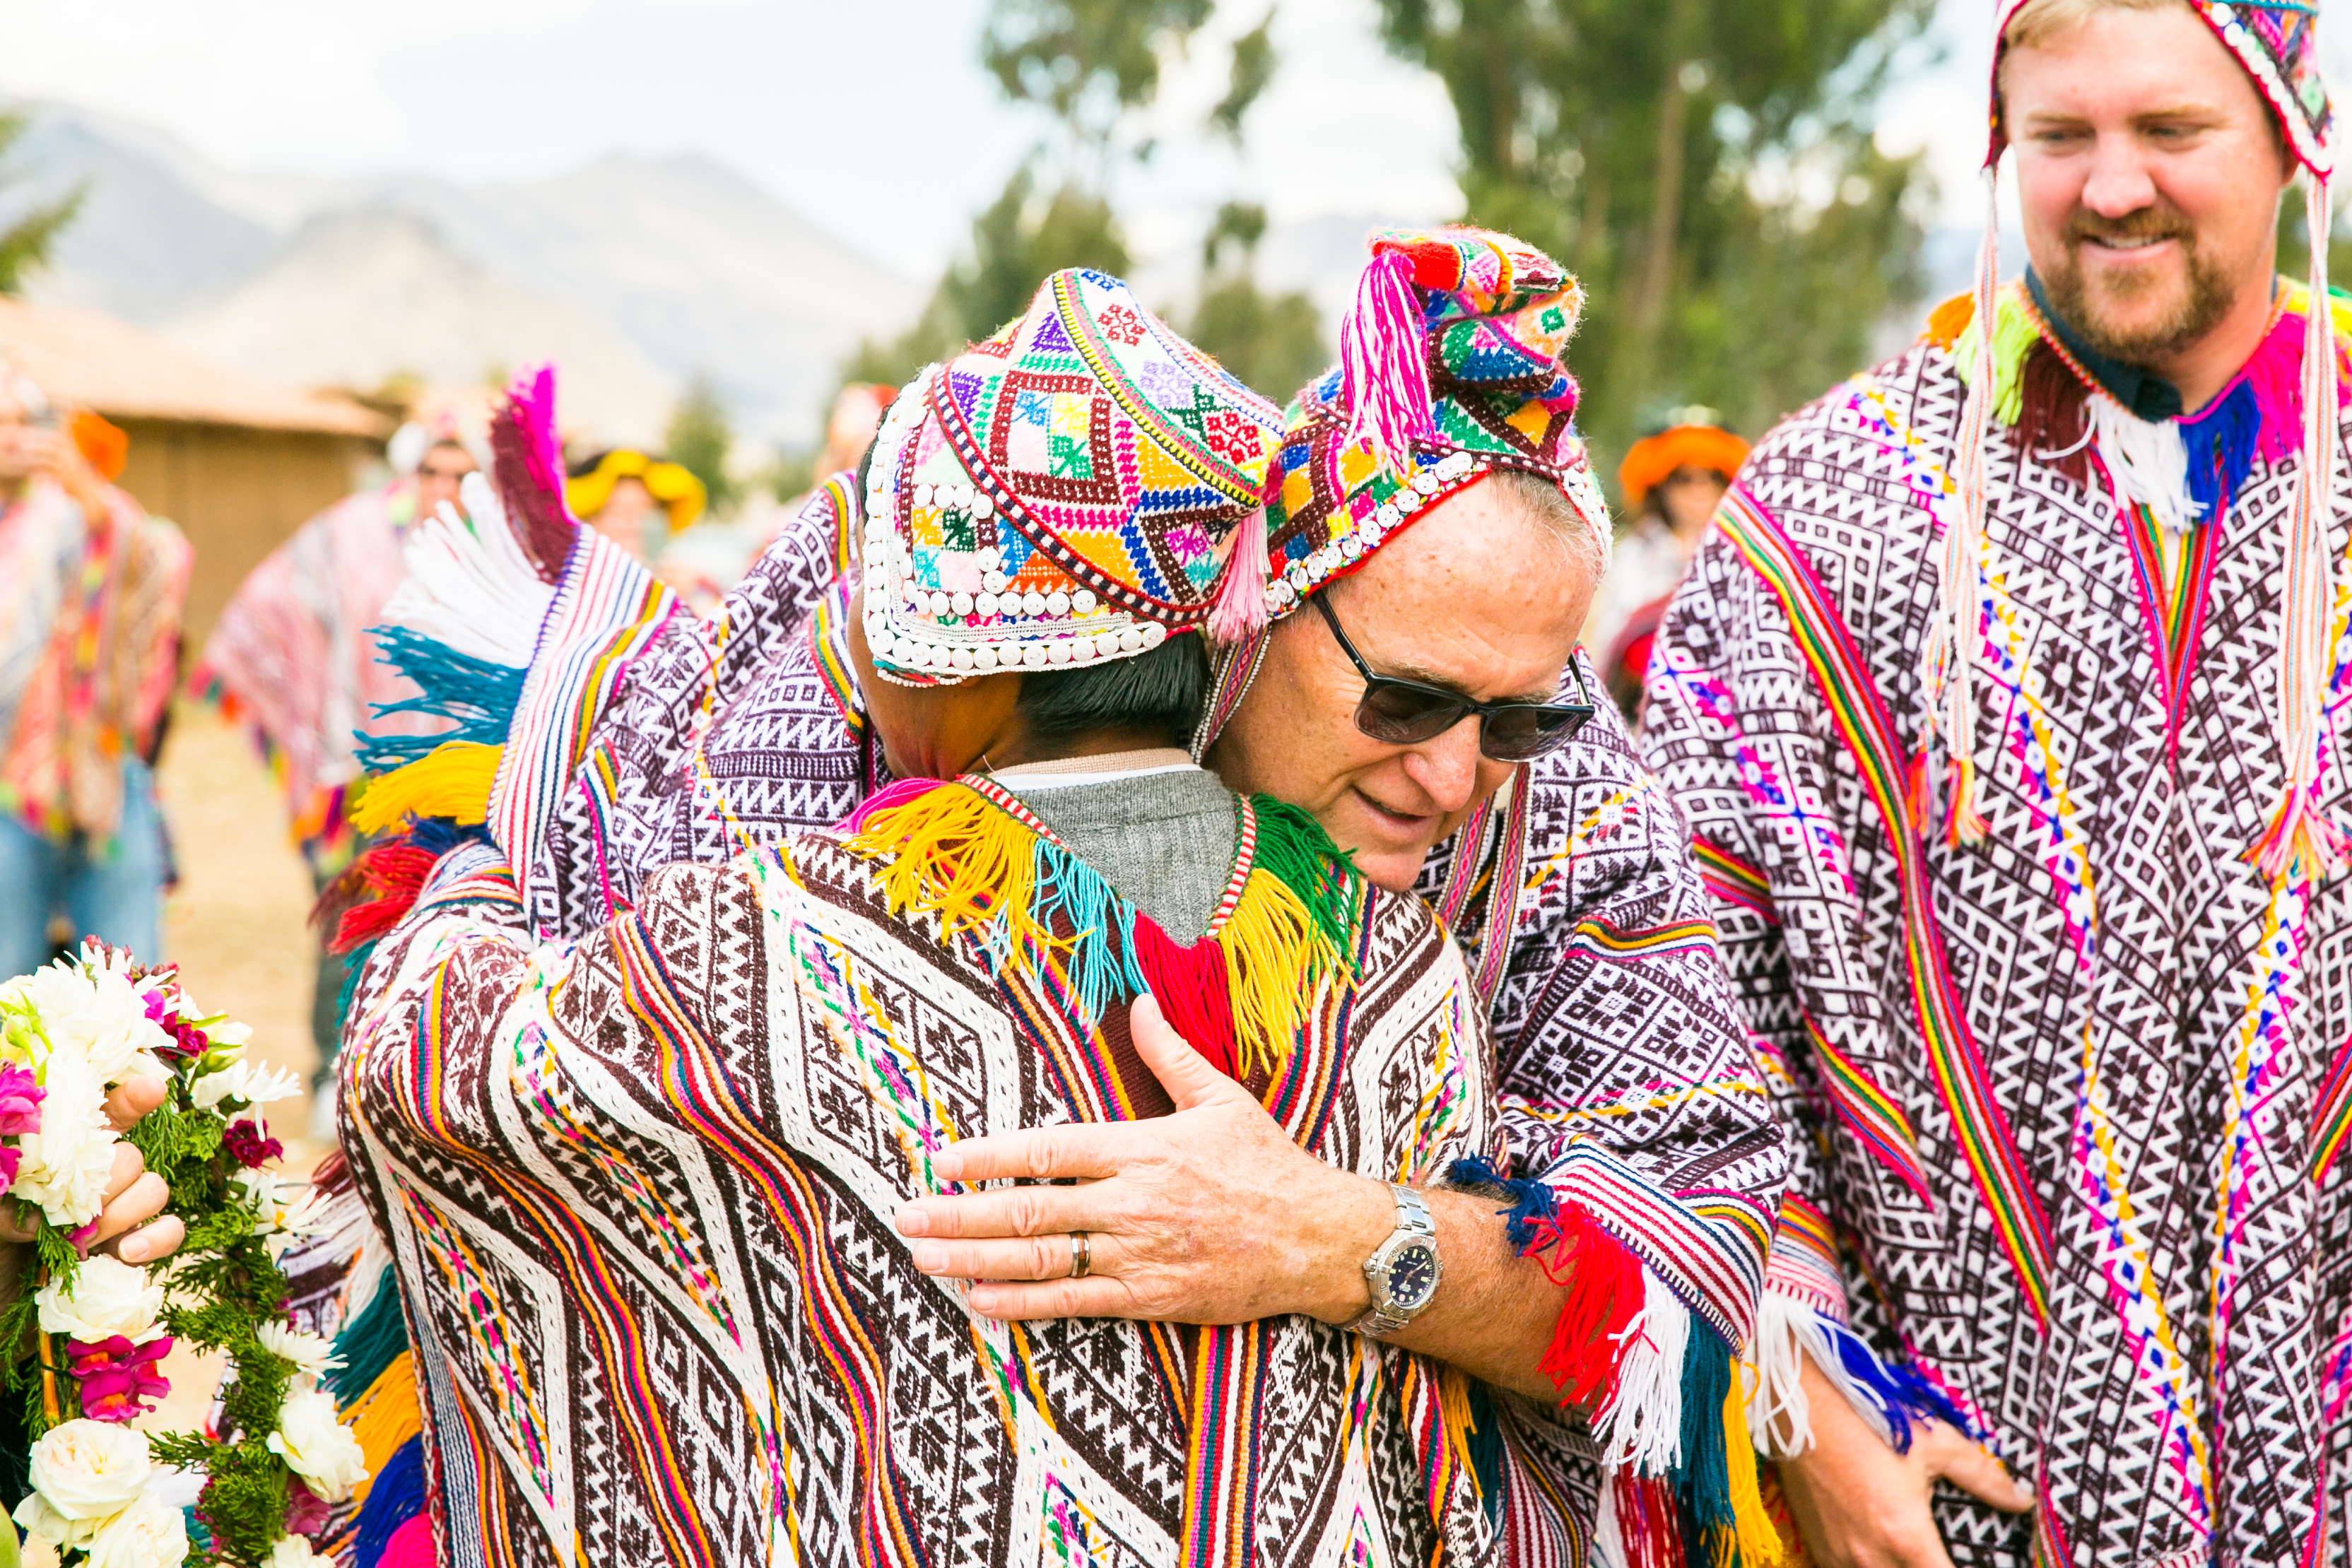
[1444,1155,1556,1252]
[1029,838,1147,1032]
[1464,1381,1505,1530]
[1670,1324,1738,1560]
[1819,1315,1970,1455]
[355,626,526,773]
[327,1274,409,1407]
[353,1434,428,1568]
[2180,376,2261,525]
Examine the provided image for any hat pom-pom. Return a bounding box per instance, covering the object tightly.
[1209,505,1272,644]
[1339,248,1438,470]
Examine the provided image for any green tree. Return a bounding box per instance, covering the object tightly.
[1372,0,1936,468]
[0,109,83,297]
[843,169,1132,386]
[1187,200,1328,401]
[664,374,736,514]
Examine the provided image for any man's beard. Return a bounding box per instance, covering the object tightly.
[2039,204,2238,367]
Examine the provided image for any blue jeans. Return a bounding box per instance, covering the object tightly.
[0,758,167,977]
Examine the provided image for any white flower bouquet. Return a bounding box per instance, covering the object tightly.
[0,943,362,1567]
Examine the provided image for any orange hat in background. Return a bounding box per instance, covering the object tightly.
[70,410,129,481]
[1616,413,1746,509]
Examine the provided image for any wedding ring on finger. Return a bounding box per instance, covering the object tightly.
[1070,1230,1093,1280]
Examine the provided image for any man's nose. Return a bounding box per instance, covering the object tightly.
[2080,131,2160,218]
[1401,717,1485,815]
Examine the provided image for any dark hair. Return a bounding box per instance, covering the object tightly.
[1015,630,1210,747]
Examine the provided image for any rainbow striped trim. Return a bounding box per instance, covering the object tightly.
[2310,1032,2352,1180]
[492,529,678,919]
[1692,836,1775,924]
[1715,483,2055,1321]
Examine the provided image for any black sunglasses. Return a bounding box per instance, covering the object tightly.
[1312,594,1595,762]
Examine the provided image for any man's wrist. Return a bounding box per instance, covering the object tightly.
[1302,1174,1404,1324]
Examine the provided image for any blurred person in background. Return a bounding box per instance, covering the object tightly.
[1643,1,2352,1562]
[196,415,478,1119]
[1582,408,1746,719]
[564,444,706,565]
[0,369,191,977]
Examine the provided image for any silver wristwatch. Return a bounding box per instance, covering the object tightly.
[1344,1184,1442,1338]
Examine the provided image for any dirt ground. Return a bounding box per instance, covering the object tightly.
[146,696,332,1431]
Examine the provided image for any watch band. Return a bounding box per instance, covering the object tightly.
[1345,1184,1440,1338]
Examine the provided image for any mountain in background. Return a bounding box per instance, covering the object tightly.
[0,103,922,445]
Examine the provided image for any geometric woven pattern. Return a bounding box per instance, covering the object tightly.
[336,782,1607,1565]
[1642,338,2352,1567]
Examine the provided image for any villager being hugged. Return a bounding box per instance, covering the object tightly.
[310,237,1788,1562]
[1641,1,2349,1563]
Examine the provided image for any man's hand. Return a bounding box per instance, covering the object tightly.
[1777,1349,2033,1568]
[893,994,1392,1324]
[0,1078,187,1266]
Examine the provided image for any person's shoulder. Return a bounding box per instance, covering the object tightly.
[1741,334,1960,478]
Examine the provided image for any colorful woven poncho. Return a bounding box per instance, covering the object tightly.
[0,478,190,842]
[328,741,1640,1564]
[1645,278,2352,1563]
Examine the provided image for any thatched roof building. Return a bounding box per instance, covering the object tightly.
[0,296,390,642]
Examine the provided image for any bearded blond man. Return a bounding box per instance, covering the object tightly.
[1642,1,2351,1565]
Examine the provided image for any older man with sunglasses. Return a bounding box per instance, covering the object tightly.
[306,231,1785,1541]
[900,233,1784,1485]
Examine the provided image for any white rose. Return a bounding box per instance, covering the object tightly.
[37,1255,167,1345]
[13,1491,98,1552]
[265,1384,367,1504]
[11,1047,119,1228]
[257,1322,340,1382]
[24,1419,151,1521]
[192,1059,301,1112]
[85,1493,188,1568]
[263,1535,334,1568]
[18,964,170,1085]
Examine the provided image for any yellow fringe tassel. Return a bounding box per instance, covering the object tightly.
[845,786,1062,965]
[350,741,502,835]
[343,1350,423,1510]
[1220,867,1346,1079]
[1722,1365,1784,1567]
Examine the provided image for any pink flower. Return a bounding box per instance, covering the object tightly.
[0,1061,45,1138]
[281,1478,330,1535]
[223,1119,283,1169]
[66,1335,172,1423]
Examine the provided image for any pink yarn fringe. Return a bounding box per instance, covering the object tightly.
[509,363,570,509]
[840,777,948,834]
[489,362,581,584]
[380,1514,435,1568]
[1208,506,1271,644]
[1337,249,1436,473]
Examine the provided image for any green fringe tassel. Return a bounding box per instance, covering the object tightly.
[326,1271,408,1408]
[1246,795,1360,974]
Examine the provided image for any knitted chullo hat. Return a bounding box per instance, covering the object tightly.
[1939,1,2336,876]
[1195,225,1609,1006]
[859,268,1283,687]
[1215,225,1610,637]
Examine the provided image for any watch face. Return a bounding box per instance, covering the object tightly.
[1385,1240,1440,1309]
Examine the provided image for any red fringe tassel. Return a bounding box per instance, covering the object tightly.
[1130,919,1237,1080]
[1612,1469,1684,1568]
[1523,1201,1647,1410]
[317,840,437,955]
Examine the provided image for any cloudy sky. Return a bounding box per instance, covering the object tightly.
[2,0,2334,277]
